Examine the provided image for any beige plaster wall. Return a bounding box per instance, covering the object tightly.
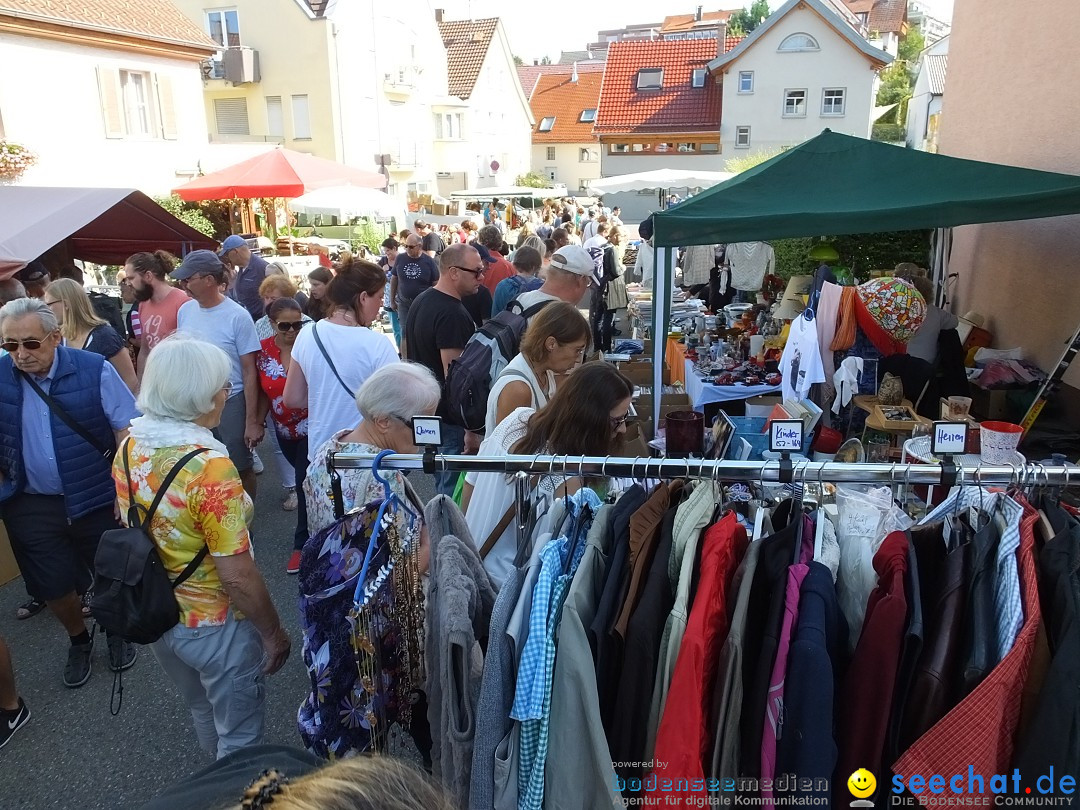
[939,0,1080,386]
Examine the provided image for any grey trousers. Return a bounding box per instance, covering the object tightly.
[151,613,266,759]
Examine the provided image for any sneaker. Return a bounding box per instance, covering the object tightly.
[282,489,298,511]
[14,598,45,620]
[252,450,264,474]
[0,698,30,749]
[64,637,94,688]
[286,550,302,575]
[107,636,137,673]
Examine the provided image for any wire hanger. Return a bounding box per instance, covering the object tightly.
[352,449,419,607]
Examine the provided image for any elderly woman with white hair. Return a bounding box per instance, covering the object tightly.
[304,361,441,538]
[114,334,290,759]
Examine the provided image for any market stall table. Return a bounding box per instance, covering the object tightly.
[684,359,781,410]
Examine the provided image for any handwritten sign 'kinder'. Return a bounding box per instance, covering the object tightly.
[932,420,968,456]
[769,419,804,453]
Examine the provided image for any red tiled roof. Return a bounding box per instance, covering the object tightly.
[438,17,499,100]
[594,39,721,134]
[0,0,217,50]
[661,9,738,32]
[530,71,603,143]
[725,34,744,52]
[517,62,606,100]
[868,0,906,33]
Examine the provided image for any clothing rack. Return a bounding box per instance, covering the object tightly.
[330,451,1073,486]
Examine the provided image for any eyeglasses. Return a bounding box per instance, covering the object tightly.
[2,337,48,352]
[609,410,631,429]
[43,299,62,307]
[405,244,422,250]
[391,415,413,430]
[276,321,304,332]
[221,382,233,397]
[452,265,485,277]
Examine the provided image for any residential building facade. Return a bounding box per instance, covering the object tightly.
[905,34,947,151]
[938,0,1080,393]
[171,0,449,197]
[0,0,220,194]
[527,68,603,194]
[593,38,724,221]
[842,0,907,55]
[710,0,890,157]
[436,17,534,196]
[907,0,949,43]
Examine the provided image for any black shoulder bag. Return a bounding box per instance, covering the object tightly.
[21,372,115,460]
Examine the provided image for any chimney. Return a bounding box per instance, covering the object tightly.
[571,62,579,82]
[533,59,539,66]
[696,5,703,21]
[434,8,444,22]
[717,21,728,57]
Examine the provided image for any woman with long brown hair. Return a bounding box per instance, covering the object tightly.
[283,259,399,462]
[303,267,333,321]
[462,361,632,583]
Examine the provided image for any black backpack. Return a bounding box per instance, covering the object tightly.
[91,440,209,645]
[444,299,552,432]
[89,291,127,338]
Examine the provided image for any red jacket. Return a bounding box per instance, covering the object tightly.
[652,512,748,802]
[482,255,514,295]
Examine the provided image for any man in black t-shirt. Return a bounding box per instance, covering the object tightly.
[405,242,482,496]
[415,219,445,258]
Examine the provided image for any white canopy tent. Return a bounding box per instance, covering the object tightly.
[586,169,734,195]
[289,185,402,219]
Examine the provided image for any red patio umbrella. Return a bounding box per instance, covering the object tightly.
[173,148,386,201]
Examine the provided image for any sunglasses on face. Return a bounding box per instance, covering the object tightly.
[275,321,304,332]
[452,264,485,277]
[2,337,49,352]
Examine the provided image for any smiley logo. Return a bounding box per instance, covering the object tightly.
[848,768,877,799]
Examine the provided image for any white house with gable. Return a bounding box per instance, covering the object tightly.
[710,0,891,157]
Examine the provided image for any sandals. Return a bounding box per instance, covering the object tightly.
[15,598,46,620]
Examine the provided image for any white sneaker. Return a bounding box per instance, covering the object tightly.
[252,450,264,474]
[282,489,298,511]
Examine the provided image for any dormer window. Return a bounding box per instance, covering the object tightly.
[778,33,820,51]
[637,68,663,90]
[539,116,555,132]
[691,68,706,88]
[580,108,597,122]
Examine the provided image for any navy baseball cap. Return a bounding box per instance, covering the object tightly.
[172,250,226,280]
[473,244,499,264]
[218,234,247,257]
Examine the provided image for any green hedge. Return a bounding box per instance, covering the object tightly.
[771,230,932,281]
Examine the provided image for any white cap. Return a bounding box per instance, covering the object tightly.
[549,245,595,277]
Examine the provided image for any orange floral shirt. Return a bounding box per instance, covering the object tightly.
[113,441,254,627]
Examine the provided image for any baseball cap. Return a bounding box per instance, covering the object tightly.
[16,260,49,284]
[218,234,247,257]
[472,244,499,264]
[172,250,226,280]
[548,245,594,277]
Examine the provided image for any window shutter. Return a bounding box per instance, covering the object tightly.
[97,66,124,139]
[155,74,178,140]
[214,98,250,135]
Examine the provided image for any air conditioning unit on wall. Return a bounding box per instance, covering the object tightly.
[223,46,260,84]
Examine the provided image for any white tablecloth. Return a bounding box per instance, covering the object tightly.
[684,359,782,410]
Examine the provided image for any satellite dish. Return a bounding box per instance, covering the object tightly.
[490,160,500,172]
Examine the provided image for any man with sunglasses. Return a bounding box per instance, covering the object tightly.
[389,234,439,344]
[0,297,140,687]
[404,243,483,496]
[172,251,263,500]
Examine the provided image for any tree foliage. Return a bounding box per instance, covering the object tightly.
[727,0,771,36]
[153,194,223,239]
[772,230,932,279]
[513,54,523,66]
[725,148,780,174]
[515,171,549,188]
[897,27,926,67]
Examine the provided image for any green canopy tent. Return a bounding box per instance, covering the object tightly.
[646,130,1080,436]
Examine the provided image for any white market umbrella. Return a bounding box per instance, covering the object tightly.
[587,168,734,195]
[290,185,400,218]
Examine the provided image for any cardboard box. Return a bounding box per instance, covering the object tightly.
[637,392,693,423]
[620,361,655,386]
[430,202,449,216]
[619,422,652,457]
[745,395,783,418]
[0,522,20,587]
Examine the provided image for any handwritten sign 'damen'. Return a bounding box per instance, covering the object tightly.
[411,417,443,447]
[769,420,804,453]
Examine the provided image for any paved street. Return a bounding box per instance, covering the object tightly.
[0,439,435,809]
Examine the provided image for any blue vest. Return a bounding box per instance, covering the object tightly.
[0,346,117,520]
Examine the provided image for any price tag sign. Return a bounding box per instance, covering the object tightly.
[932,420,968,456]
[411,416,443,447]
[769,419,804,453]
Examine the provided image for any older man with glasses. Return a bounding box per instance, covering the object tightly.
[0,297,140,687]
[404,243,483,496]
[389,233,440,351]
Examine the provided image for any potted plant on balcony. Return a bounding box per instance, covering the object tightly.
[0,140,37,183]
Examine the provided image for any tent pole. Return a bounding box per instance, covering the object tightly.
[652,245,673,439]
